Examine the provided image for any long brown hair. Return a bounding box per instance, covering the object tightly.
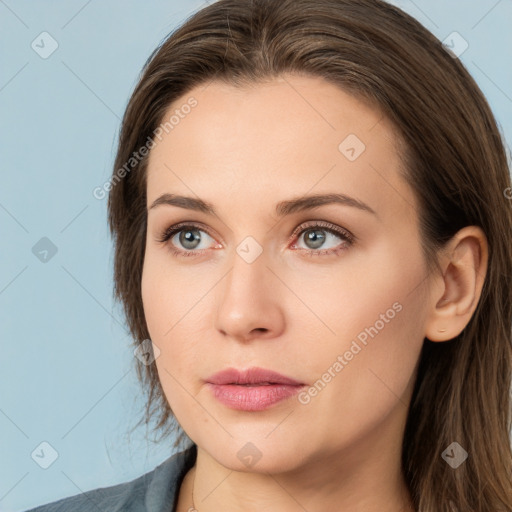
[107,1,512,510]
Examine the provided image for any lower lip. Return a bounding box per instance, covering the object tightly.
[206,383,304,411]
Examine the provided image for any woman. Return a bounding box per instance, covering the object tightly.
[26,0,512,511]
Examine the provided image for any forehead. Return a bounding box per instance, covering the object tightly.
[145,74,416,222]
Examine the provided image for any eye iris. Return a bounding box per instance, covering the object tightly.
[171,226,339,253]
[179,229,201,249]
[304,229,326,249]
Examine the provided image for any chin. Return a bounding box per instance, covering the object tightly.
[196,432,313,474]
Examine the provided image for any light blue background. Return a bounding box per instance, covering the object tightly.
[1,1,511,511]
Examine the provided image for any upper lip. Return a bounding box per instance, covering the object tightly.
[206,367,304,386]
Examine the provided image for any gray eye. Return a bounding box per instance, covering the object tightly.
[178,229,202,250]
[172,228,214,251]
[303,229,327,249]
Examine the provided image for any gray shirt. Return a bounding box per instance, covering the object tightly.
[24,444,197,512]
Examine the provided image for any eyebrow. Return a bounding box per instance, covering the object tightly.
[148,192,377,217]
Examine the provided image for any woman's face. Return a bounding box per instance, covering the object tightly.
[142,74,431,473]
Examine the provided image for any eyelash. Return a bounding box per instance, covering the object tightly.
[156,220,355,258]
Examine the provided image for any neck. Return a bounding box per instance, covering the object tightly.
[179,420,415,512]
[189,456,413,512]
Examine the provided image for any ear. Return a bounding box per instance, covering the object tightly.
[424,226,488,342]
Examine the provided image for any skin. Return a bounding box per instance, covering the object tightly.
[141,74,488,512]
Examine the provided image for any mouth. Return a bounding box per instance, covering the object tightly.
[232,382,277,386]
[205,367,306,411]
[206,366,304,386]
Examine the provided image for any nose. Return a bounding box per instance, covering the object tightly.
[214,250,286,343]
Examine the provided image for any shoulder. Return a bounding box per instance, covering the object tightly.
[23,444,197,512]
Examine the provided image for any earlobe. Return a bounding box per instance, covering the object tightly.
[424,226,488,343]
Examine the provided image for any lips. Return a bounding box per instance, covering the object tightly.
[206,367,304,386]
[205,367,305,411]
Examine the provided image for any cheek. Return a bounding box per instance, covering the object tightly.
[141,248,211,337]
[145,306,217,444]
[141,250,215,376]
[299,237,428,433]
[142,259,207,419]
[298,232,426,351]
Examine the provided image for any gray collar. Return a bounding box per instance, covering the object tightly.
[145,443,197,512]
